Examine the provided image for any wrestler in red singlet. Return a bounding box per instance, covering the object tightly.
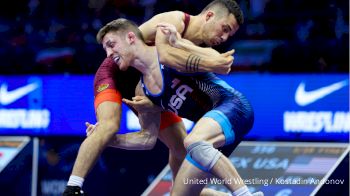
[94,13,191,130]
[94,57,182,130]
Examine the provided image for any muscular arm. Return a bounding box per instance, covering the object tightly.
[86,106,160,150]
[139,11,185,45]
[139,11,233,74]
[109,111,160,150]
[88,82,161,150]
[110,81,160,150]
[155,27,233,74]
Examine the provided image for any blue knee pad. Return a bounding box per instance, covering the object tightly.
[186,141,222,172]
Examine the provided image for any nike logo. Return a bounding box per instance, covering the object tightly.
[295,80,348,106]
[0,83,39,105]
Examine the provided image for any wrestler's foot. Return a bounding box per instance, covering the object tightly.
[63,186,85,196]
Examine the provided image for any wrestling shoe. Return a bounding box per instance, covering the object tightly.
[62,186,85,196]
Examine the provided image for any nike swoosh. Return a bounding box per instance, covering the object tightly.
[295,80,348,106]
[0,83,39,105]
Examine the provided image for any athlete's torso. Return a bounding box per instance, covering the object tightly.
[141,65,234,121]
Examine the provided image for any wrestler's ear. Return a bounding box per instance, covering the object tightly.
[205,11,214,21]
[127,32,136,44]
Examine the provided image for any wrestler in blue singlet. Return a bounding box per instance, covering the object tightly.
[141,63,254,149]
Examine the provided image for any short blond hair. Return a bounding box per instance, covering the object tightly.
[96,18,144,44]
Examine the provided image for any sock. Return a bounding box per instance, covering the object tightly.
[67,175,84,188]
[232,186,252,196]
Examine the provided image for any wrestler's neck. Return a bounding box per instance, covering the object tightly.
[183,15,204,45]
[132,46,162,94]
[131,46,159,77]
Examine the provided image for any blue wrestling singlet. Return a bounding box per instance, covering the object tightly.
[141,64,254,145]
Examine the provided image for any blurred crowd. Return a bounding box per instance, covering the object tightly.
[0,0,348,74]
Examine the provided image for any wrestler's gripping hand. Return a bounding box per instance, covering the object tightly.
[218,49,235,74]
[157,22,235,75]
[85,122,98,137]
[122,96,162,113]
[156,22,180,47]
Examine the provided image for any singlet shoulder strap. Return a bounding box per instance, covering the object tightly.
[181,12,190,38]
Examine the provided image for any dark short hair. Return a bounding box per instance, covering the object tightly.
[96,18,144,44]
[201,0,244,25]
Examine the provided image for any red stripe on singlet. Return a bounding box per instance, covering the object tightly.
[182,13,190,37]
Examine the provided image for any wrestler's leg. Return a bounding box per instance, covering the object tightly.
[157,117,233,196]
[158,122,187,178]
[172,158,232,196]
[172,117,245,195]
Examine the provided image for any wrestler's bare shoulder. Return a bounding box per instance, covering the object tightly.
[152,11,184,24]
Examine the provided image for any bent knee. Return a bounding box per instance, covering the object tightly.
[184,136,212,150]
[185,141,222,171]
[183,136,197,149]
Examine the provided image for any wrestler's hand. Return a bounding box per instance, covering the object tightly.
[208,49,234,74]
[221,49,235,58]
[85,122,98,137]
[157,23,180,47]
[122,96,157,113]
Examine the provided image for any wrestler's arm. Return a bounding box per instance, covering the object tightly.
[89,83,160,150]
[157,23,234,57]
[139,11,185,45]
[109,111,160,150]
[111,81,161,150]
[88,110,160,150]
[140,11,233,74]
[87,110,160,150]
[155,25,233,74]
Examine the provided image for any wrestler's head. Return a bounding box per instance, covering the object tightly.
[200,0,244,46]
[96,19,144,71]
